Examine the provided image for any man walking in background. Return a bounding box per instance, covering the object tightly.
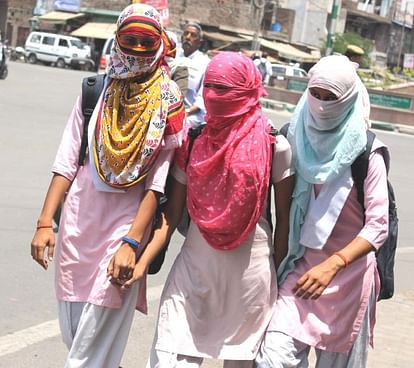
[177,22,210,127]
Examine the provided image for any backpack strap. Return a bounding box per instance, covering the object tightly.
[266,127,279,234]
[351,130,376,211]
[185,124,206,169]
[79,74,106,166]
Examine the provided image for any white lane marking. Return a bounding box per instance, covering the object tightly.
[0,284,164,357]
[397,247,414,254]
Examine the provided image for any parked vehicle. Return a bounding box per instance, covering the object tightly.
[9,46,26,62]
[25,31,94,70]
[0,43,8,79]
[271,63,308,78]
[98,35,114,73]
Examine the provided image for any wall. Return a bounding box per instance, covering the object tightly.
[6,0,36,46]
[168,0,256,30]
[81,0,128,11]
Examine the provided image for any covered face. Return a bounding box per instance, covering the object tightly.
[107,3,175,79]
[305,55,361,130]
[202,51,266,123]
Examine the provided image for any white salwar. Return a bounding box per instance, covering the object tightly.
[58,282,139,368]
[255,287,374,368]
[147,348,254,368]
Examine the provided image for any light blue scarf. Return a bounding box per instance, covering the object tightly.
[277,56,368,284]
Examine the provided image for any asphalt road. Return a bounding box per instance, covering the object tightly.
[0,61,413,367]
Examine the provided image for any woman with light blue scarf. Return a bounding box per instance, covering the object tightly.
[256,55,390,368]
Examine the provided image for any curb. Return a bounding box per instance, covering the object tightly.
[371,121,396,132]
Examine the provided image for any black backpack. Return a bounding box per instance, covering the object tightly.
[352,130,398,300]
[280,124,398,300]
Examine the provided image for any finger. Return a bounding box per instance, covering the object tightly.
[295,278,315,298]
[122,273,138,289]
[301,282,320,299]
[293,274,309,293]
[310,286,326,300]
[47,240,55,261]
[112,261,121,280]
[107,258,115,277]
[32,244,47,270]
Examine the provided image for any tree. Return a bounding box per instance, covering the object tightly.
[321,32,373,68]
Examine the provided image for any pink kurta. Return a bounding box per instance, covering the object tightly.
[268,141,389,353]
[52,95,174,313]
[155,135,294,360]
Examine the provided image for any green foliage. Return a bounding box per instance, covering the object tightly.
[321,32,374,68]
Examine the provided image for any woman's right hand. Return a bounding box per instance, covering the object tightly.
[31,228,55,270]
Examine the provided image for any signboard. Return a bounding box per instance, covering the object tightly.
[369,93,412,110]
[404,53,414,69]
[132,0,170,26]
[52,0,81,12]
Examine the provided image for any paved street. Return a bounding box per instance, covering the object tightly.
[0,61,413,367]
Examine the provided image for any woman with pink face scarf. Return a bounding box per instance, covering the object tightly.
[134,51,295,367]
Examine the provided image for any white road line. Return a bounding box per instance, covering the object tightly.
[0,284,164,357]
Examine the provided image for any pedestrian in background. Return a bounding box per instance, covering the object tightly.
[177,22,210,127]
[125,51,294,368]
[253,51,273,85]
[30,4,184,367]
[256,55,389,368]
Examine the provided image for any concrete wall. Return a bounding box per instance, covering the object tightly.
[265,78,414,127]
[168,0,255,30]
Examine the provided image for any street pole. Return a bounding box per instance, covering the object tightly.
[397,1,408,69]
[326,0,342,56]
[252,0,266,51]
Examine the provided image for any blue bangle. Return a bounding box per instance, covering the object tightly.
[121,236,140,250]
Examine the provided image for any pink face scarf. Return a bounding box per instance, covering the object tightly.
[186,51,275,250]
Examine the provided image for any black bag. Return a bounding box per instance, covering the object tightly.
[352,130,398,301]
[280,124,398,300]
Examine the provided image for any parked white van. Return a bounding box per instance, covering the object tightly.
[25,31,94,70]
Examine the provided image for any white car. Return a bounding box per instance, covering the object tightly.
[25,31,94,70]
[271,63,308,78]
[98,35,114,73]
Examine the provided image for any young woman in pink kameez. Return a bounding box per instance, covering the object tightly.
[30,4,184,367]
[256,55,389,368]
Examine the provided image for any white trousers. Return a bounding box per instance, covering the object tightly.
[147,348,254,368]
[58,282,139,368]
[255,288,373,368]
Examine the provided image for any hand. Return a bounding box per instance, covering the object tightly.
[121,261,147,289]
[31,228,55,270]
[293,256,344,300]
[107,243,137,286]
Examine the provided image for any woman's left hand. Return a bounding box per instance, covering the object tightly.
[107,243,137,286]
[293,256,345,299]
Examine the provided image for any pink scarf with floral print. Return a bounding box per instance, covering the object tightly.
[185,51,275,250]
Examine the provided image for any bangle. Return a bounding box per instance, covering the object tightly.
[334,251,348,268]
[121,236,140,250]
[36,225,53,230]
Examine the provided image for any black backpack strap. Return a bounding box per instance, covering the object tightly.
[266,127,279,233]
[279,122,290,138]
[78,74,106,166]
[351,130,376,211]
[185,124,206,169]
